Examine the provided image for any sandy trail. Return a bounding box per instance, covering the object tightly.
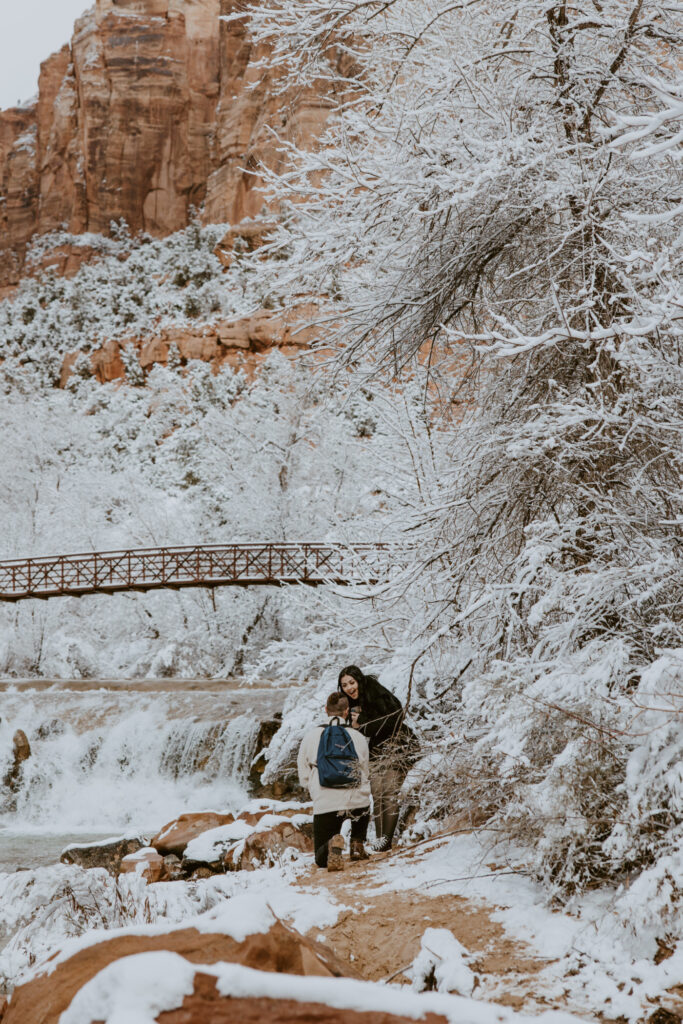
[293,842,683,1021]
[297,843,557,1014]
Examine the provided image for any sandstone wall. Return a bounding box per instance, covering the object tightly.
[0,0,328,287]
[59,303,319,386]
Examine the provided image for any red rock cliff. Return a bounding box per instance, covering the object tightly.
[0,0,328,288]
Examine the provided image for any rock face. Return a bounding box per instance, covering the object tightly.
[58,302,319,387]
[11,730,30,764]
[0,0,331,288]
[2,729,31,795]
[1,921,352,1024]
[0,105,37,287]
[248,716,282,790]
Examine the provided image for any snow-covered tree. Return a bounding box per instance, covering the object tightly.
[0,349,449,680]
[238,0,683,906]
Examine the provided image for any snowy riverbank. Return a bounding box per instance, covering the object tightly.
[1,800,681,1022]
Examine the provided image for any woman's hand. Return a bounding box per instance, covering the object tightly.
[350,709,360,728]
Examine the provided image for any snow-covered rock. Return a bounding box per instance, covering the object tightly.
[183,814,313,871]
[53,952,584,1024]
[119,848,168,884]
[151,813,237,857]
[60,835,145,874]
[2,920,352,1024]
[410,928,477,997]
[183,820,256,865]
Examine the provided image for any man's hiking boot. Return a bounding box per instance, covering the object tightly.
[350,840,369,861]
[327,834,345,872]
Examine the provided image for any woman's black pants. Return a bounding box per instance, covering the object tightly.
[313,806,370,867]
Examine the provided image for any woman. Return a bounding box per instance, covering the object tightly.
[337,665,418,851]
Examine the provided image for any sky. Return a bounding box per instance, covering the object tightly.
[0,0,89,110]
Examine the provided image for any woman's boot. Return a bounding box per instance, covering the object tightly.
[350,840,369,861]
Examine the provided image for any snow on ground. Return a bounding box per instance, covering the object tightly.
[2,824,680,1020]
[60,952,586,1024]
[198,881,345,938]
[0,851,344,992]
[360,832,683,1020]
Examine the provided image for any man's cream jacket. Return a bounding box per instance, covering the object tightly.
[297,719,371,814]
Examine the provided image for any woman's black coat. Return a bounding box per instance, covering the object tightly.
[338,674,417,761]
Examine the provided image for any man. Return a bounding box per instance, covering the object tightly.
[297,691,371,870]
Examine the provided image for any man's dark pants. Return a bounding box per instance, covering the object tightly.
[313,806,370,867]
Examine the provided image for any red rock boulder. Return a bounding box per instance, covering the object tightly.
[1,921,352,1024]
[227,821,313,871]
[157,976,449,1024]
[119,847,168,883]
[151,812,236,857]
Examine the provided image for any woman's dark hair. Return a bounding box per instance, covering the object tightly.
[337,666,412,756]
[337,665,365,692]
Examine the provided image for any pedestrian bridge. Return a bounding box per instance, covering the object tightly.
[0,543,393,602]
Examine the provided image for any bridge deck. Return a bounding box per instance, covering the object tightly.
[0,543,392,601]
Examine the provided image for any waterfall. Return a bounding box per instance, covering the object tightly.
[0,687,270,838]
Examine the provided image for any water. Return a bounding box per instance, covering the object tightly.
[0,679,284,871]
[0,833,116,873]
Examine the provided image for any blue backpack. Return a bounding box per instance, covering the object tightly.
[316,718,359,788]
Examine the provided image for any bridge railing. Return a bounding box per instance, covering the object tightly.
[0,543,394,601]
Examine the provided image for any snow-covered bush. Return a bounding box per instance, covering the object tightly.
[0,865,215,993]
[410,928,476,997]
[0,221,252,389]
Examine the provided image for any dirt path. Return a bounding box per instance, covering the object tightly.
[297,847,557,1013]
[296,845,683,1020]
